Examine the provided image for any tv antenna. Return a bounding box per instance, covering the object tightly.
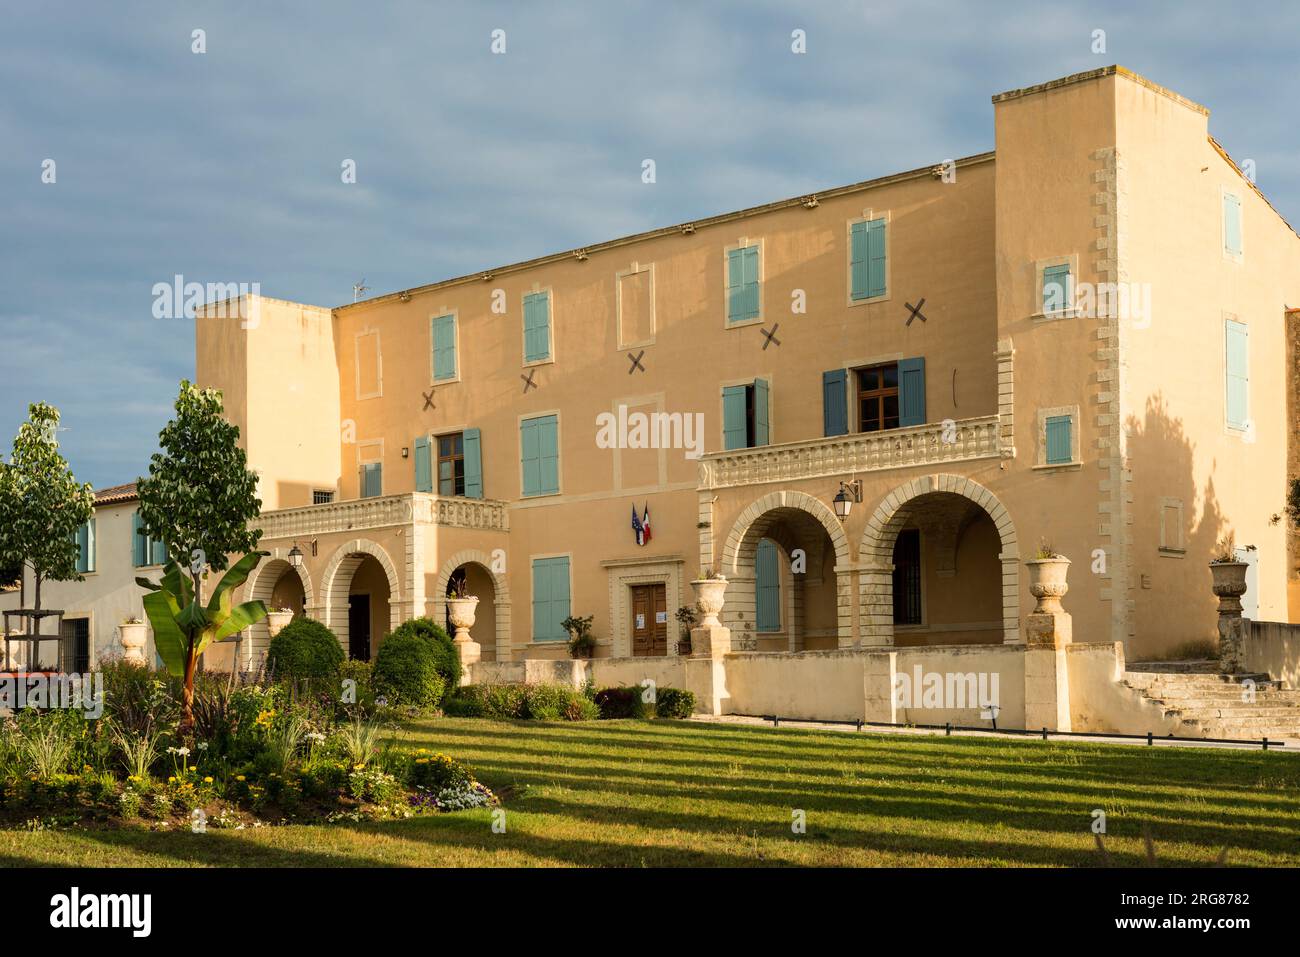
[353,279,370,303]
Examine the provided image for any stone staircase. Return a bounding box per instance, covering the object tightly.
[1124,663,1300,741]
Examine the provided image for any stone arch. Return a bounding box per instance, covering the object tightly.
[720,490,853,648]
[321,539,403,652]
[431,549,513,662]
[238,551,315,669]
[857,473,1019,645]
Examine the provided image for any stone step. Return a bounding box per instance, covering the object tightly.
[1126,660,1220,674]
[1178,715,1300,732]
[1144,693,1300,707]
[1163,706,1300,719]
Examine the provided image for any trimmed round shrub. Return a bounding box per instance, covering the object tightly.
[523,684,598,721]
[594,686,652,720]
[384,617,461,701]
[266,617,344,682]
[654,687,696,719]
[372,633,447,710]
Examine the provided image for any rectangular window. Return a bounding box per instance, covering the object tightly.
[726,245,760,324]
[1042,263,1072,316]
[132,511,165,567]
[531,556,571,642]
[437,432,465,496]
[1045,415,1073,465]
[431,314,457,381]
[523,291,552,362]
[312,490,335,505]
[1224,192,1243,258]
[856,364,899,432]
[1225,318,1249,429]
[850,218,887,300]
[520,414,559,496]
[722,379,769,450]
[361,461,383,498]
[892,528,922,625]
[756,539,780,632]
[74,519,95,574]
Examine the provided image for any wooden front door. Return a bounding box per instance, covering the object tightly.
[630,584,668,656]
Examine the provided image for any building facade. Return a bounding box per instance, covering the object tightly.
[185,66,1299,673]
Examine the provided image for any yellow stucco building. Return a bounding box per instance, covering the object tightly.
[186,66,1298,697]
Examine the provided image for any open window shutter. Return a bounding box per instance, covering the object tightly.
[463,428,483,499]
[752,378,770,446]
[1045,415,1072,464]
[726,248,744,323]
[1225,319,1249,428]
[898,357,926,427]
[150,532,167,566]
[132,511,147,567]
[742,246,760,319]
[85,518,96,573]
[822,369,848,436]
[756,539,780,632]
[850,221,869,299]
[432,315,456,380]
[1224,193,1243,256]
[866,219,887,298]
[414,435,432,492]
[538,416,559,495]
[722,385,748,450]
[74,522,89,574]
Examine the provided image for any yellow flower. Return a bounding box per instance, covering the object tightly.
[203,777,213,784]
[168,776,176,784]
[235,775,246,782]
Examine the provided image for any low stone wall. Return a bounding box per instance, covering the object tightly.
[1065,642,1181,735]
[1246,621,1300,689]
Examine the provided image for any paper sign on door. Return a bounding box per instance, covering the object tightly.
[635,614,645,629]
[655,611,667,624]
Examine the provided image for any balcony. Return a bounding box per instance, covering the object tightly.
[255,492,510,540]
[697,415,1002,490]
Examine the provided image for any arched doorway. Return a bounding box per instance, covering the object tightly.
[242,554,314,668]
[322,539,402,662]
[859,473,1019,646]
[719,490,853,650]
[432,549,512,663]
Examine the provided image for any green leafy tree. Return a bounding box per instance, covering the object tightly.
[135,381,267,728]
[0,404,94,623]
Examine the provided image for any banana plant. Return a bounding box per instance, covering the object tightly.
[137,550,268,729]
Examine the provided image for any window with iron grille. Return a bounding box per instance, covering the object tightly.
[892,528,922,625]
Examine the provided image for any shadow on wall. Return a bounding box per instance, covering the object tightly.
[1126,393,1225,656]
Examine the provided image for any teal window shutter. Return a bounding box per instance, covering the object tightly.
[1225,319,1249,429]
[521,415,558,496]
[1042,263,1071,314]
[1224,193,1243,256]
[743,246,760,319]
[362,462,382,498]
[85,517,96,573]
[132,511,148,568]
[414,435,432,492]
[432,314,457,380]
[866,218,886,298]
[74,522,89,574]
[822,369,848,436]
[722,385,748,450]
[756,539,780,632]
[532,557,571,642]
[463,428,483,499]
[727,246,760,323]
[849,221,869,300]
[1045,415,1073,464]
[524,292,550,361]
[898,357,926,427]
[150,533,167,567]
[752,378,770,446]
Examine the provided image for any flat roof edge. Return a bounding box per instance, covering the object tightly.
[992,65,1210,116]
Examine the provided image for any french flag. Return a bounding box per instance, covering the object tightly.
[641,503,652,545]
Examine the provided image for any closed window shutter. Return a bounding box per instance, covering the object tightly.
[532,560,550,640]
[726,248,744,323]
[74,522,89,574]
[521,415,557,495]
[866,219,886,298]
[1042,264,1071,314]
[1045,415,1072,464]
[524,292,550,361]
[132,511,148,567]
[1224,194,1243,256]
[742,246,760,319]
[849,221,869,300]
[532,557,570,642]
[432,315,456,380]
[1225,319,1249,428]
[520,418,541,495]
[414,435,432,492]
[898,357,926,427]
[756,539,780,632]
[538,415,559,494]
[722,385,748,450]
[752,378,770,446]
[463,428,483,499]
[822,369,848,436]
[362,462,382,498]
[551,559,571,638]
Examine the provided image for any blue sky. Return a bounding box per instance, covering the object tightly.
[2,0,1297,489]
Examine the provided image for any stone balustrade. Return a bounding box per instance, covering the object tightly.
[255,492,508,540]
[697,415,1001,490]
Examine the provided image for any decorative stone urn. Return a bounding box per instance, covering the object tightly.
[266,609,294,638]
[1209,561,1249,617]
[690,577,728,628]
[119,621,148,666]
[447,596,481,670]
[1024,557,1071,614]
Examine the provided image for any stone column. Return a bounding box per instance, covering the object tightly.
[1022,558,1072,732]
[686,577,731,715]
[1210,561,1249,674]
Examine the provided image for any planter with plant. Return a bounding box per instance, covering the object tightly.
[562,614,596,659]
[445,577,480,646]
[674,605,697,655]
[118,617,148,665]
[1209,537,1251,617]
[689,568,728,628]
[1024,541,1070,614]
[266,607,295,638]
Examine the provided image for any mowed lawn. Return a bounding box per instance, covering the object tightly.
[2,718,1299,867]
